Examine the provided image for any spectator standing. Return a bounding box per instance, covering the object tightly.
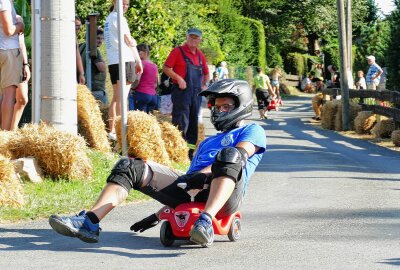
[270,67,281,98]
[355,70,366,90]
[129,43,158,113]
[0,0,24,130]
[216,61,229,79]
[75,16,85,85]
[253,66,273,119]
[162,27,209,159]
[104,0,143,140]
[79,28,108,104]
[10,14,30,130]
[366,55,383,90]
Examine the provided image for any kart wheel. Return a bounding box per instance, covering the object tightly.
[228,217,241,242]
[160,221,175,247]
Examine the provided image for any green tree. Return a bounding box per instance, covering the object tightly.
[386,1,400,91]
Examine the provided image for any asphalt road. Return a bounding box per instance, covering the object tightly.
[1,95,400,270]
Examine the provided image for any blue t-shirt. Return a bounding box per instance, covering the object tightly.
[187,123,266,192]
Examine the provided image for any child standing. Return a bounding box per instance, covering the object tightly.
[355,70,366,90]
[270,68,281,98]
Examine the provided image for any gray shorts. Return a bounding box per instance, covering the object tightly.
[141,161,245,218]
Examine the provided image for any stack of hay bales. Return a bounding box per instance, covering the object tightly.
[354,111,377,134]
[0,154,24,207]
[334,102,362,131]
[77,85,111,153]
[371,117,395,138]
[391,130,400,146]
[115,111,171,166]
[321,100,340,130]
[159,121,189,165]
[7,123,92,180]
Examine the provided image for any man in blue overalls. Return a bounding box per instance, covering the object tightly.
[162,28,210,159]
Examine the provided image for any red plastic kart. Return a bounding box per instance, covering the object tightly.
[158,183,242,247]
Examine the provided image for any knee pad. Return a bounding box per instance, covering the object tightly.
[211,147,248,182]
[106,157,145,191]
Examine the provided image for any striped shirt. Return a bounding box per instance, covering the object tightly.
[366,63,383,85]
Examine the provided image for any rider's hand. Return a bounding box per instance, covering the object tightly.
[177,173,209,191]
[130,213,159,233]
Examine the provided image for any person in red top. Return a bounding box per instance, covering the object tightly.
[162,28,209,159]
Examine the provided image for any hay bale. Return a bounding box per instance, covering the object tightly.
[77,85,111,153]
[371,118,395,138]
[159,121,189,165]
[7,123,92,180]
[334,102,361,131]
[321,100,340,130]
[115,111,171,166]
[391,130,400,147]
[312,93,323,117]
[0,130,14,158]
[0,154,24,207]
[99,103,110,128]
[354,111,377,134]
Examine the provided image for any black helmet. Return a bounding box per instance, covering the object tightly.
[200,79,253,131]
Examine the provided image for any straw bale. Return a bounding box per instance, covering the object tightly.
[77,85,111,153]
[115,111,171,166]
[354,111,377,134]
[159,121,189,165]
[0,130,14,158]
[99,103,110,128]
[7,123,92,180]
[334,102,361,131]
[0,154,24,207]
[391,130,400,147]
[371,118,395,138]
[321,100,340,130]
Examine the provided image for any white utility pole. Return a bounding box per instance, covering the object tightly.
[117,0,128,156]
[40,0,77,134]
[31,0,41,124]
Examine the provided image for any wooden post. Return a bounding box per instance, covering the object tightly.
[337,0,350,130]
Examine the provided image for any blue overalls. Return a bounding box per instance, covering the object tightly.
[171,47,203,152]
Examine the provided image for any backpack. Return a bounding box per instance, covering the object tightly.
[158,72,173,95]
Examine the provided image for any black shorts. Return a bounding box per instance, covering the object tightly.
[109,160,245,218]
[108,62,136,84]
[255,88,270,110]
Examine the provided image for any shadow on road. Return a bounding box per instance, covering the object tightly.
[0,227,191,258]
[254,100,400,175]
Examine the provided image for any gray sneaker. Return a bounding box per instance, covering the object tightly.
[49,211,100,243]
[189,213,214,247]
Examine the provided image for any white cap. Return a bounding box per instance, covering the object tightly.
[367,55,375,62]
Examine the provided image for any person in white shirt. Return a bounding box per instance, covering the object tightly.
[355,70,366,90]
[104,0,142,140]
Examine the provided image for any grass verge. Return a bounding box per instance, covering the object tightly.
[0,150,189,224]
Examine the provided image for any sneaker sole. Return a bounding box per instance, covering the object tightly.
[49,216,98,243]
[189,229,212,246]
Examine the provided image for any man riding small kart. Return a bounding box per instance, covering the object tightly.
[49,79,267,246]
